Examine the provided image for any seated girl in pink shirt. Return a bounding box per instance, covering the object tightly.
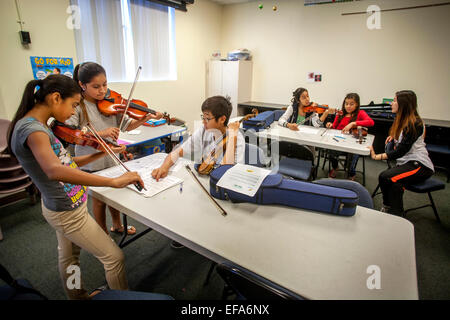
[325,93,374,179]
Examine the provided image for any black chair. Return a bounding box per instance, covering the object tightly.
[277,143,316,181]
[0,119,39,240]
[216,263,305,300]
[0,263,173,300]
[320,149,366,185]
[92,289,173,300]
[403,177,445,223]
[0,264,47,300]
[426,144,450,183]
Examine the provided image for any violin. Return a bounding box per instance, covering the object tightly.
[50,121,133,160]
[97,89,158,121]
[197,109,258,175]
[51,121,143,190]
[352,126,368,144]
[303,104,334,114]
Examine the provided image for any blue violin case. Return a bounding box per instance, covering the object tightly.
[242,111,275,132]
[209,165,358,216]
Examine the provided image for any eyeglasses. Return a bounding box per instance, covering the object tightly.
[201,114,214,122]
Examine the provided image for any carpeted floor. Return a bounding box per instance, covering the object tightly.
[0,158,449,300]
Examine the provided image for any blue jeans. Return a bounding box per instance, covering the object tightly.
[329,152,358,177]
[348,154,359,177]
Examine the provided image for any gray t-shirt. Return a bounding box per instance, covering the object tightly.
[65,99,133,172]
[11,117,88,211]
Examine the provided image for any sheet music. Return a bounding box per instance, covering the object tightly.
[296,126,320,135]
[216,164,271,197]
[94,153,184,197]
[122,153,188,173]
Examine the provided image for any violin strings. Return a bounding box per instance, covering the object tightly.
[85,123,127,172]
[85,123,147,192]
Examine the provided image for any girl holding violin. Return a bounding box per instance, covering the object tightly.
[7,75,144,299]
[325,93,374,179]
[369,90,434,215]
[278,87,336,130]
[66,62,162,236]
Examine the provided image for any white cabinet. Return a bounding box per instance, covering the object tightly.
[206,60,252,118]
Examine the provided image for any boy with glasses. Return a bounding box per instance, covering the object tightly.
[152,96,245,181]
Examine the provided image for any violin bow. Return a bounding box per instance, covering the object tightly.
[185,165,227,217]
[118,66,142,132]
[84,122,146,191]
[298,113,315,126]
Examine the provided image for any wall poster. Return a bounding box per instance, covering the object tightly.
[30,56,74,80]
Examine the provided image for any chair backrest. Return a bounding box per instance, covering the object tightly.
[313,178,374,209]
[279,142,314,162]
[244,143,266,167]
[0,119,11,154]
[273,110,285,121]
[0,264,47,300]
[216,263,304,300]
[92,290,173,300]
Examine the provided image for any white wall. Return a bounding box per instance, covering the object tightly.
[0,0,223,131]
[0,0,78,119]
[220,0,450,121]
[1,0,449,124]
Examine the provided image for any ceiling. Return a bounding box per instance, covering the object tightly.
[209,0,253,5]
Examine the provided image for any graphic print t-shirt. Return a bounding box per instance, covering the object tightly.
[11,117,88,211]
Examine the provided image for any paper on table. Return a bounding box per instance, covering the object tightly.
[216,164,271,197]
[122,153,187,173]
[127,130,141,135]
[297,126,320,135]
[130,170,182,197]
[95,165,182,197]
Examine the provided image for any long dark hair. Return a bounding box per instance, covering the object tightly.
[7,74,81,154]
[73,62,106,88]
[291,87,308,110]
[337,93,360,124]
[389,90,422,140]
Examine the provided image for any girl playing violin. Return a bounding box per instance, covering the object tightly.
[66,62,163,236]
[369,90,434,215]
[278,87,335,130]
[325,93,374,179]
[7,75,144,299]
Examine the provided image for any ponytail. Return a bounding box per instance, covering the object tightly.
[73,62,106,88]
[7,75,80,154]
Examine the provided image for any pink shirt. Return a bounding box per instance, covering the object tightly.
[332,110,374,130]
